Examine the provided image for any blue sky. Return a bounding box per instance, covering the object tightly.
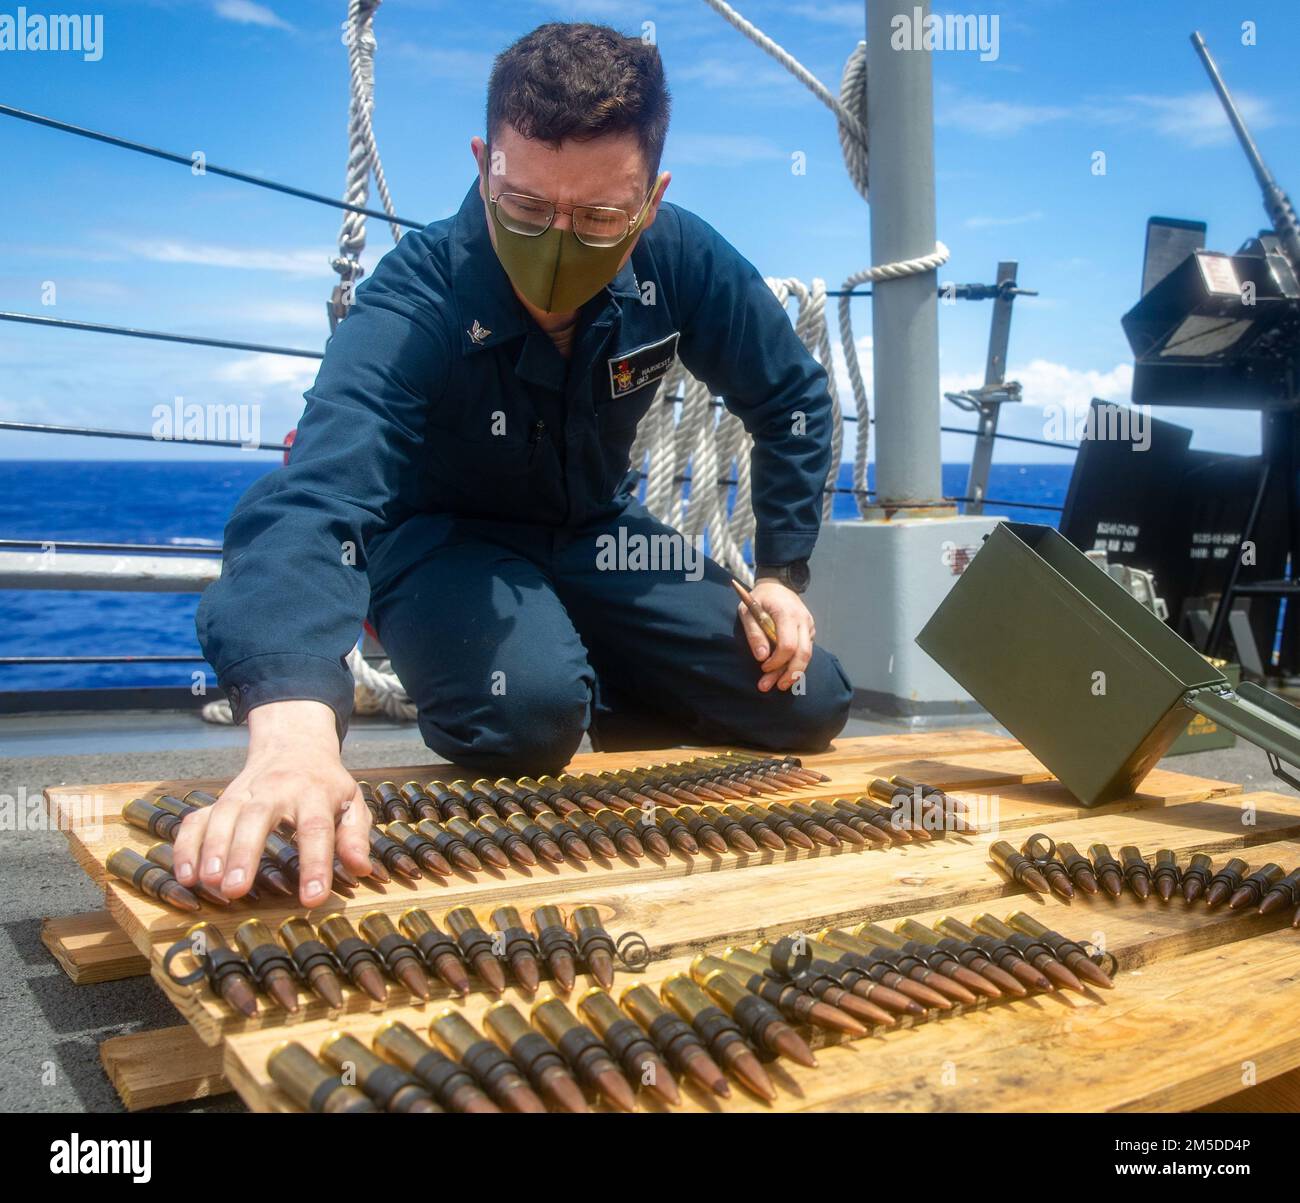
[1,0,1295,466]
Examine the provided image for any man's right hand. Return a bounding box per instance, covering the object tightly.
[172,699,372,907]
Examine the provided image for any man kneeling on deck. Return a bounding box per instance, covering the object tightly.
[176,22,852,907]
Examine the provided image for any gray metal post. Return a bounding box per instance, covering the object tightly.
[965,260,1019,514]
[866,0,943,507]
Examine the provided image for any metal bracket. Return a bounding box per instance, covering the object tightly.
[1266,750,1300,792]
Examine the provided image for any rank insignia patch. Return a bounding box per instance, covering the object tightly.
[608,331,680,398]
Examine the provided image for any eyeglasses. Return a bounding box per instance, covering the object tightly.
[490,176,662,248]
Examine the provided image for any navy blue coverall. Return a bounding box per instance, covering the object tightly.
[197,181,852,773]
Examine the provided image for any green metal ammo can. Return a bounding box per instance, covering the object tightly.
[916,522,1300,806]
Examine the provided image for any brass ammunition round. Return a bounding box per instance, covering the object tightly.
[383,820,451,876]
[700,968,817,1066]
[484,1001,588,1113]
[990,839,1050,893]
[262,830,301,879]
[1119,845,1155,899]
[767,801,838,847]
[538,774,602,814]
[1018,837,1075,898]
[267,1041,375,1113]
[533,810,591,860]
[532,995,636,1111]
[566,812,617,857]
[184,789,219,807]
[697,804,758,853]
[1228,862,1286,910]
[122,797,183,842]
[1056,841,1101,894]
[673,804,728,854]
[531,905,579,991]
[170,921,259,1016]
[398,780,441,822]
[144,843,231,907]
[652,807,699,855]
[465,778,525,819]
[428,1008,546,1113]
[373,781,413,824]
[319,1031,439,1113]
[490,905,543,994]
[153,793,199,819]
[475,813,535,866]
[1181,852,1216,903]
[367,826,422,879]
[445,905,506,991]
[586,772,648,807]
[592,808,645,858]
[1153,849,1183,901]
[810,799,884,846]
[661,973,774,1101]
[359,911,431,999]
[318,915,387,1001]
[277,916,345,1007]
[397,908,469,994]
[619,983,729,1096]
[373,1020,498,1112]
[413,817,482,873]
[721,804,785,850]
[445,815,509,869]
[505,811,564,863]
[792,800,860,846]
[420,780,469,822]
[1259,867,1300,915]
[621,808,672,857]
[106,846,200,913]
[1088,842,1126,897]
[579,987,677,1104]
[235,918,301,1012]
[569,905,617,986]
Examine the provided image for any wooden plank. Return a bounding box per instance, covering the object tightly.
[222,915,1300,1114]
[151,791,1300,1047]
[41,911,148,984]
[43,736,1240,962]
[99,1026,228,1111]
[1199,1067,1300,1113]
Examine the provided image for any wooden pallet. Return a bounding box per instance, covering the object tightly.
[42,732,1300,1112]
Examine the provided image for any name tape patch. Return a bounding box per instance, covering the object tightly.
[608,331,680,398]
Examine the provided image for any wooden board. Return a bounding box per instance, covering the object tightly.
[222,886,1300,1113]
[44,730,1300,1113]
[99,1026,228,1111]
[41,911,149,984]
[43,736,1241,962]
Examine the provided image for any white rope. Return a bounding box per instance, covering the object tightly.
[696,2,950,513]
[330,0,402,326]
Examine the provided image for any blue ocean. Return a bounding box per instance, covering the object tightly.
[0,459,1072,692]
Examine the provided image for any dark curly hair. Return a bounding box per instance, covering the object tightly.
[486,23,671,182]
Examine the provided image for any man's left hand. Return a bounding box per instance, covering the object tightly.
[738,578,816,693]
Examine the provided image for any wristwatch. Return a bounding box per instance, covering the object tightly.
[755,559,811,594]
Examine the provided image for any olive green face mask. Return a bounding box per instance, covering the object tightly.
[487,176,662,314]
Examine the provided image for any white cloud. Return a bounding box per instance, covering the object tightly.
[941,358,1133,418]
[213,1,291,30]
[1124,91,1276,148]
[964,210,1044,229]
[215,354,320,391]
[126,239,333,277]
